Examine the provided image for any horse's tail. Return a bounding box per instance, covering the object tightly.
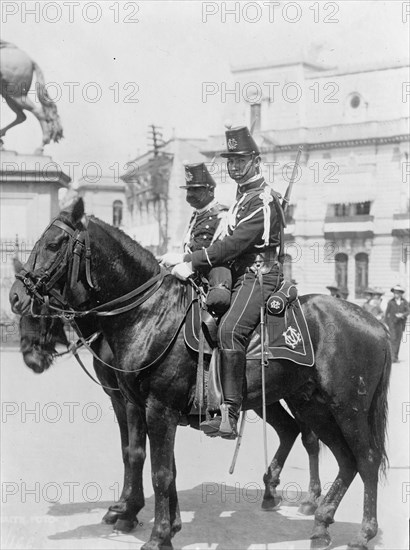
[33,61,64,142]
[368,339,392,478]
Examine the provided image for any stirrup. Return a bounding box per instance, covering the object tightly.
[217,404,238,440]
[199,415,222,436]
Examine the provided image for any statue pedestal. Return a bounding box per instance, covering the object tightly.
[0,150,71,332]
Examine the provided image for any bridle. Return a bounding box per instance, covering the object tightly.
[15,216,196,383]
[16,217,166,319]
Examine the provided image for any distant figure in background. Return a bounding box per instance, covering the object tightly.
[326,282,341,298]
[384,284,410,363]
[362,288,384,321]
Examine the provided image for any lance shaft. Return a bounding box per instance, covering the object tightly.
[282,145,303,214]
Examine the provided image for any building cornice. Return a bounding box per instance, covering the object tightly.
[264,134,410,153]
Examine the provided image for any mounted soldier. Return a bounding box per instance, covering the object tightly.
[180,162,231,316]
[161,125,286,439]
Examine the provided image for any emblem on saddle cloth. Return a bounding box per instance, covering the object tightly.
[248,281,315,367]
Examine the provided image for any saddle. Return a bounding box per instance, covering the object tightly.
[184,281,314,368]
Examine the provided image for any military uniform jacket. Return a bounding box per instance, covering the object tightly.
[185,177,284,271]
[183,201,228,253]
[385,297,410,329]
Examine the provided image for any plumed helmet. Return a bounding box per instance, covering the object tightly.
[180,163,216,189]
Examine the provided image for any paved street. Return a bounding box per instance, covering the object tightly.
[1,340,409,550]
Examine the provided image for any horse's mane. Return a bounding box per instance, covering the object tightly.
[89,216,160,274]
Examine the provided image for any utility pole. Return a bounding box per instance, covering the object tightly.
[148,124,164,156]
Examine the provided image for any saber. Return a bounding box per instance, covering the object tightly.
[282,145,303,214]
[229,411,247,474]
[258,270,269,475]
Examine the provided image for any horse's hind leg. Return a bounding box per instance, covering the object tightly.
[256,401,321,514]
[113,401,147,534]
[290,396,358,549]
[332,412,381,549]
[0,96,27,137]
[298,421,321,515]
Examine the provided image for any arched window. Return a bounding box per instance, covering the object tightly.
[335,253,348,292]
[113,200,123,227]
[355,253,369,298]
[283,254,292,282]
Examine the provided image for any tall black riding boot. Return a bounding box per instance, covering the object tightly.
[200,349,246,439]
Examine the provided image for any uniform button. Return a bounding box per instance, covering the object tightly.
[205,225,210,229]
[209,216,212,219]
[203,235,207,239]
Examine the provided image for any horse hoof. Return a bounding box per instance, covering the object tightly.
[261,496,282,510]
[298,502,317,515]
[102,510,119,524]
[113,518,137,533]
[141,541,173,550]
[347,542,368,550]
[310,537,331,550]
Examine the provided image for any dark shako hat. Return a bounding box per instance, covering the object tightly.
[220,125,260,157]
[180,163,216,189]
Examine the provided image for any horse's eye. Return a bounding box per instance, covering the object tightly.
[47,243,60,252]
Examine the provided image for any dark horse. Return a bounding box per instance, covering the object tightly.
[17,297,322,528]
[10,199,391,550]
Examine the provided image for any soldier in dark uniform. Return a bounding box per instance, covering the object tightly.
[162,126,285,439]
[384,284,410,362]
[180,162,231,316]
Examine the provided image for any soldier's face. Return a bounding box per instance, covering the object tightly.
[185,187,213,209]
[227,154,260,183]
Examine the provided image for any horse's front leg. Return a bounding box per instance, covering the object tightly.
[102,394,144,527]
[142,401,179,550]
[112,400,147,533]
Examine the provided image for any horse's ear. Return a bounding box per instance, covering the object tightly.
[71,197,85,224]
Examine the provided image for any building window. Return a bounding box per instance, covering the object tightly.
[283,254,292,282]
[335,253,348,292]
[355,201,371,215]
[334,203,350,217]
[355,252,369,298]
[113,200,123,227]
[333,202,371,217]
[250,103,261,132]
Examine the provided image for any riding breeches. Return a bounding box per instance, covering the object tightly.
[217,269,282,352]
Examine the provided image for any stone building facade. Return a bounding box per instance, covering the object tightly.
[121,138,208,255]
[0,151,70,325]
[200,58,409,301]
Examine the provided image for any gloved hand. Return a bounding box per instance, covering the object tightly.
[171,262,194,281]
[159,253,184,268]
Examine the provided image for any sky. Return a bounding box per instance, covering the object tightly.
[1,0,409,185]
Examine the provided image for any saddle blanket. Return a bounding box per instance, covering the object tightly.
[184,286,315,367]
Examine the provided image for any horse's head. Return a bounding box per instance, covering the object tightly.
[10,198,88,315]
[19,315,69,373]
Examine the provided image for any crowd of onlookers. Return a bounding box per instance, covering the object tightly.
[325,282,409,363]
